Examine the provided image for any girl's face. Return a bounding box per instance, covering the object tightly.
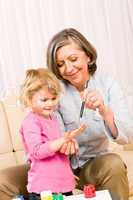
[56,41,91,90]
[30,87,59,118]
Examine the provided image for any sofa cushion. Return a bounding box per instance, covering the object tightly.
[109,141,133,196]
[2,96,25,151]
[15,150,26,165]
[0,152,17,170]
[0,101,13,154]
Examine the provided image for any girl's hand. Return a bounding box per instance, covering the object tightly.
[66,124,87,139]
[74,175,80,186]
[49,137,69,152]
[59,124,86,155]
[51,122,86,154]
[60,139,79,155]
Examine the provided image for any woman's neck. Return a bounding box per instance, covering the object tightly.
[75,78,90,92]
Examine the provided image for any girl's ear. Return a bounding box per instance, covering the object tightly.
[27,98,32,108]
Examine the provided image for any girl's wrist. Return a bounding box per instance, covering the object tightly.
[50,137,66,152]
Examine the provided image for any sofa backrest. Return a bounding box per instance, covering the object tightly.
[0,96,26,169]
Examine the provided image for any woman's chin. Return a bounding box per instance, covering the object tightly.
[71,78,83,87]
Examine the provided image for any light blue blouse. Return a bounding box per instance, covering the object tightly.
[56,71,133,168]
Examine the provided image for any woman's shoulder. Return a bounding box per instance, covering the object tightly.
[92,71,117,88]
[60,81,75,97]
[93,71,115,81]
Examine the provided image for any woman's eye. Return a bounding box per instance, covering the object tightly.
[57,62,64,68]
[70,57,77,62]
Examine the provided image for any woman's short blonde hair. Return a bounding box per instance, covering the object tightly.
[20,68,61,107]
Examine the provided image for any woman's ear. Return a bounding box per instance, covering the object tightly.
[87,56,91,64]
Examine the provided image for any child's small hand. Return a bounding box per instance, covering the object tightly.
[60,140,72,155]
[51,125,86,154]
[74,174,80,186]
[50,137,69,152]
[67,124,87,139]
[59,139,79,155]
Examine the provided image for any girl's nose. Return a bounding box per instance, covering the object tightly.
[44,99,58,107]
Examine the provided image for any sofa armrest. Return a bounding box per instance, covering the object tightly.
[109,141,133,197]
[0,164,29,200]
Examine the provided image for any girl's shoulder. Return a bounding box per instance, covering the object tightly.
[21,111,42,128]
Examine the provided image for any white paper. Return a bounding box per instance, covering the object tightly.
[64,190,112,200]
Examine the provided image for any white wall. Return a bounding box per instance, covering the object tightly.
[0,0,133,110]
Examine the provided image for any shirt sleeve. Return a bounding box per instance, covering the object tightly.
[20,117,56,160]
[104,76,133,144]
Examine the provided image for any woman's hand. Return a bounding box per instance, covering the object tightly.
[84,89,105,113]
[84,89,118,138]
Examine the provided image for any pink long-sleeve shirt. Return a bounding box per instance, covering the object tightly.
[19,112,75,194]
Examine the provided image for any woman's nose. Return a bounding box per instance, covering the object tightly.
[65,61,74,72]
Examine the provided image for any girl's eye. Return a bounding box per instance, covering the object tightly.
[40,99,47,102]
[40,97,57,102]
[52,97,57,101]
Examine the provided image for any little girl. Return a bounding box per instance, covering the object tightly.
[19,68,85,200]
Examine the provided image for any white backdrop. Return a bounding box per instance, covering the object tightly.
[0,0,133,109]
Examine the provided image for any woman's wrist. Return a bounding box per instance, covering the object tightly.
[99,105,118,138]
[98,104,109,118]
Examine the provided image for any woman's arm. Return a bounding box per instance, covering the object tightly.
[85,89,118,138]
[84,76,133,144]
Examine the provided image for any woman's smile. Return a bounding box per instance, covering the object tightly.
[65,69,80,77]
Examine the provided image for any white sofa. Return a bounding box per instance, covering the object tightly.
[0,95,133,200]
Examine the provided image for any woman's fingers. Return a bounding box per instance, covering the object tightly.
[85,90,104,111]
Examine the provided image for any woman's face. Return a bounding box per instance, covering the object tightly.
[56,41,91,90]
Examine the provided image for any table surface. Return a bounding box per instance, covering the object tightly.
[64,190,112,200]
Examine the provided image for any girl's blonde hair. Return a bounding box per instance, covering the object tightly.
[20,68,61,107]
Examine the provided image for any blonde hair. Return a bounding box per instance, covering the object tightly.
[20,68,61,107]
